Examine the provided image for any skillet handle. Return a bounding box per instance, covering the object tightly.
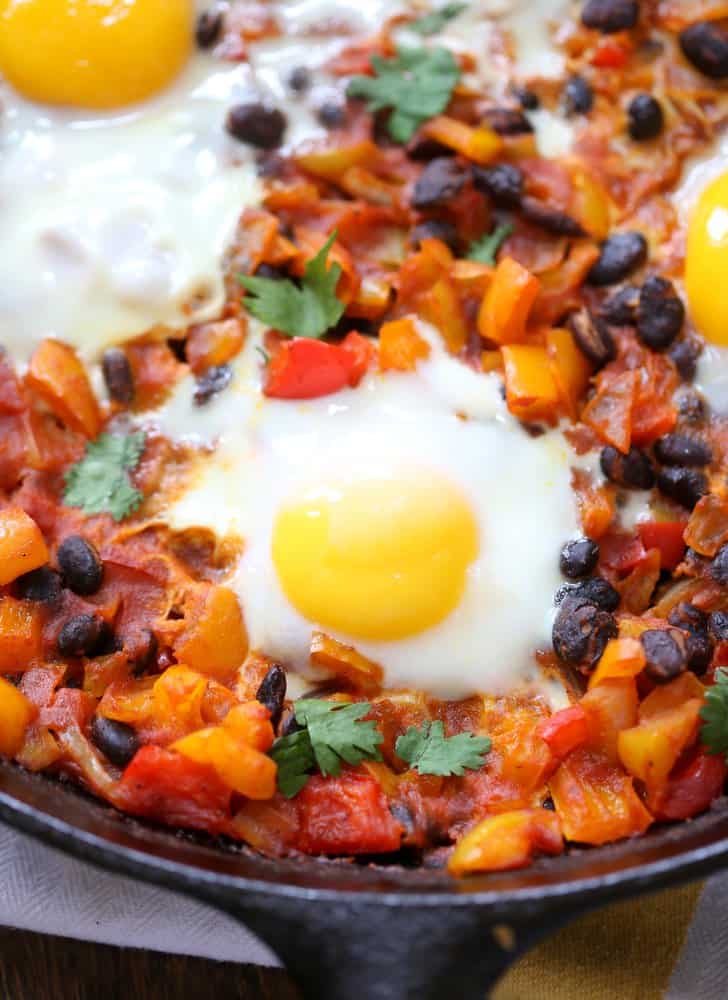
[223,893,561,1000]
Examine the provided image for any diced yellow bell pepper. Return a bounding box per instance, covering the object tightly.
[0,508,49,586]
[478,257,541,346]
[378,318,431,372]
[0,676,35,757]
[501,344,561,422]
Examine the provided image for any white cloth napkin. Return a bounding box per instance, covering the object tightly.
[2,820,727,998]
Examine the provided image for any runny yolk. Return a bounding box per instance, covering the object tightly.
[0,0,194,109]
[272,474,479,641]
[686,171,728,347]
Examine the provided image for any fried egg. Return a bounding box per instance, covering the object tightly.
[151,324,578,700]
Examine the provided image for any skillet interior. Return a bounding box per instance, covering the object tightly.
[1,760,728,998]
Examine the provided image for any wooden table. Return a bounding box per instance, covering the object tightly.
[0,930,298,999]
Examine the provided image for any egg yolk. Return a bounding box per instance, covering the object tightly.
[686,171,728,346]
[272,475,479,641]
[0,0,194,109]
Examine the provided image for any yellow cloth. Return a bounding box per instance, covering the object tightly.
[495,883,702,1000]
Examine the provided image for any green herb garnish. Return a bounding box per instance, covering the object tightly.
[410,3,467,36]
[701,667,728,760]
[64,431,145,522]
[467,223,514,265]
[395,720,491,776]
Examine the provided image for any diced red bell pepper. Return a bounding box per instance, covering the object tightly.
[536,705,589,761]
[117,745,231,833]
[591,39,629,68]
[264,332,373,400]
[636,521,687,571]
[655,749,727,821]
[296,771,403,855]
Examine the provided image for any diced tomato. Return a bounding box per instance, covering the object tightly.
[591,39,629,68]
[637,521,687,571]
[263,333,373,400]
[297,771,403,855]
[599,531,647,573]
[117,745,231,833]
[655,749,727,821]
[536,705,588,761]
[39,688,96,731]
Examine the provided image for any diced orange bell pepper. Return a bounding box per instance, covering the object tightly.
[478,257,541,346]
[0,676,36,757]
[310,632,384,694]
[640,672,704,718]
[536,705,589,760]
[0,597,42,672]
[172,726,276,800]
[546,327,593,421]
[186,318,247,374]
[222,700,275,752]
[421,116,502,165]
[175,586,248,680]
[502,344,561,422]
[347,275,393,321]
[153,665,208,734]
[549,748,652,845]
[581,679,639,762]
[589,638,646,689]
[26,339,100,438]
[618,697,703,804]
[295,140,380,181]
[379,318,431,372]
[418,277,468,354]
[0,507,48,585]
[448,808,563,876]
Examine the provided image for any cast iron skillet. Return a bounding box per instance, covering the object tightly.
[1,761,728,999]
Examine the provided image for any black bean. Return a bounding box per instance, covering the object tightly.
[709,610,728,642]
[101,348,134,405]
[482,107,533,135]
[627,93,664,141]
[511,85,540,110]
[410,220,460,253]
[471,163,524,208]
[670,340,701,382]
[520,197,586,236]
[581,0,639,33]
[564,75,594,115]
[57,614,109,658]
[654,433,712,467]
[288,66,311,93]
[600,284,640,326]
[560,537,600,579]
[601,444,656,489]
[226,102,287,149]
[15,566,62,604]
[196,8,223,48]
[194,364,232,406]
[678,390,706,423]
[405,136,452,161]
[641,628,687,682]
[668,602,713,672]
[680,22,728,79]
[412,158,467,209]
[588,232,648,287]
[637,275,685,350]
[255,664,287,729]
[711,544,728,585]
[57,536,104,596]
[130,629,158,672]
[317,102,347,129]
[91,715,140,768]
[552,597,618,671]
[555,576,620,612]
[568,308,616,366]
[657,467,708,510]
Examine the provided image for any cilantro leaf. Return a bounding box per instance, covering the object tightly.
[395,720,491,776]
[467,223,514,265]
[347,46,461,143]
[64,431,145,522]
[239,232,344,338]
[294,699,383,777]
[700,667,728,759]
[410,3,467,35]
[270,729,316,799]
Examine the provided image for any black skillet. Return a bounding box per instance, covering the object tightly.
[1,760,727,999]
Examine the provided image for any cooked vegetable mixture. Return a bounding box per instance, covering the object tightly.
[2,0,728,877]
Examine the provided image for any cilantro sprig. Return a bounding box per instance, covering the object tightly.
[395,721,491,776]
[410,3,467,36]
[239,232,344,339]
[467,223,514,266]
[347,46,461,143]
[64,431,145,522]
[701,668,728,759]
[270,698,383,798]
